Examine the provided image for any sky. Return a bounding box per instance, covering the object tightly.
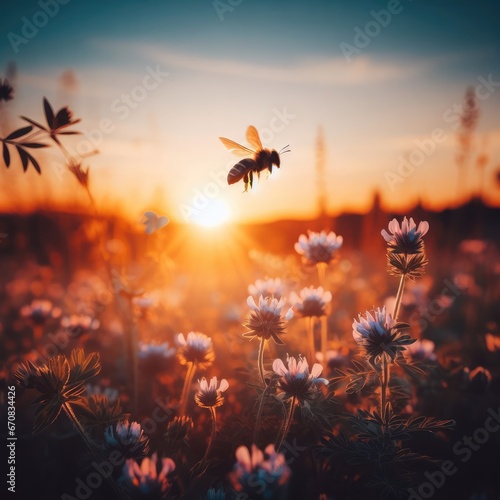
[0,0,499,224]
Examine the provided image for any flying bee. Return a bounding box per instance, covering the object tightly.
[219,125,290,191]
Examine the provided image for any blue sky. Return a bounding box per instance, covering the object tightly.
[1,0,499,223]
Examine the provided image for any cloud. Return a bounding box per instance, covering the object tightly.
[94,40,430,86]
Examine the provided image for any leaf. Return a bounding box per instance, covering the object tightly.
[17,146,28,172]
[2,143,10,167]
[5,125,33,141]
[20,142,48,149]
[25,151,41,174]
[59,131,81,135]
[43,97,55,128]
[20,116,48,132]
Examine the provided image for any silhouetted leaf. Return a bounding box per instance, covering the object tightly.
[2,143,10,167]
[20,142,47,149]
[20,116,47,131]
[16,146,28,171]
[59,131,81,135]
[5,125,32,140]
[25,151,41,174]
[43,97,55,128]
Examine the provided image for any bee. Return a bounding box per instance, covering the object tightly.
[219,125,290,191]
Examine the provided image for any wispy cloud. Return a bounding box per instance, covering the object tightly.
[93,39,431,86]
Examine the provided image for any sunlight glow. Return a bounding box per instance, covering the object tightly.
[192,200,231,228]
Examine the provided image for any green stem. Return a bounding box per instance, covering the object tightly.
[179,362,196,416]
[307,316,315,363]
[276,396,296,452]
[201,407,217,464]
[257,337,267,387]
[392,273,406,321]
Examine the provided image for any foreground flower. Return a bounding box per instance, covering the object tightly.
[122,453,175,498]
[381,217,429,255]
[290,286,332,318]
[195,376,229,409]
[352,306,414,365]
[229,444,291,498]
[387,251,428,280]
[248,277,284,300]
[294,230,343,266]
[177,332,215,369]
[105,420,149,460]
[244,295,293,346]
[0,79,14,101]
[273,355,328,406]
[15,348,100,432]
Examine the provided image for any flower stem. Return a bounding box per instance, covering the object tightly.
[201,407,217,465]
[63,403,123,500]
[257,337,267,387]
[392,273,407,321]
[379,355,391,431]
[320,316,328,367]
[307,316,315,362]
[179,362,196,416]
[276,396,296,452]
[317,262,327,288]
[253,384,270,444]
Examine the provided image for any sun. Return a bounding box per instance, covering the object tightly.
[192,199,231,228]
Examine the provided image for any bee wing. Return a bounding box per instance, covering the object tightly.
[246,125,262,151]
[227,158,257,185]
[219,137,255,157]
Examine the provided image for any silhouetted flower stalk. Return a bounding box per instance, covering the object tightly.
[180,361,196,416]
[307,316,315,364]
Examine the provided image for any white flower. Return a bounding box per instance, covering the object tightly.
[195,376,229,408]
[294,230,343,266]
[243,295,293,345]
[248,277,284,300]
[138,341,176,360]
[381,217,429,254]
[290,286,332,317]
[123,452,175,495]
[176,332,215,369]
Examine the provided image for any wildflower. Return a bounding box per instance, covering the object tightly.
[352,306,414,365]
[0,79,14,101]
[68,161,89,189]
[78,394,123,438]
[164,416,193,449]
[20,299,61,325]
[15,348,100,432]
[61,313,99,337]
[138,341,176,362]
[122,453,175,498]
[21,97,81,145]
[405,339,437,362]
[387,251,428,280]
[294,230,343,266]
[176,332,215,370]
[141,211,169,234]
[105,420,149,459]
[290,286,332,318]
[195,376,229,409]
[229,444,291,498]
[206,487,226,500]
[86,384,119,403]
[381,217,429,255]
[244,295,293,345]
[272,355,328,406]
[248,277,284,300]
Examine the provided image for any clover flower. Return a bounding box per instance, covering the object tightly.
[290,286,332,318]
[229,444,291,498]
[61,314,100,337]
[248,277,284,300]
[381,217,429,255]
[105,420,149,460]
[294,230,343,266]
[272,355,328,406]
[195,376,229,409]
[177,332,215,370]
[352,306,414,365]
[122,453,175,498]
[243,295,293,345]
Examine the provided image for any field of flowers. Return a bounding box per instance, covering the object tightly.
[1,92,500,500]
